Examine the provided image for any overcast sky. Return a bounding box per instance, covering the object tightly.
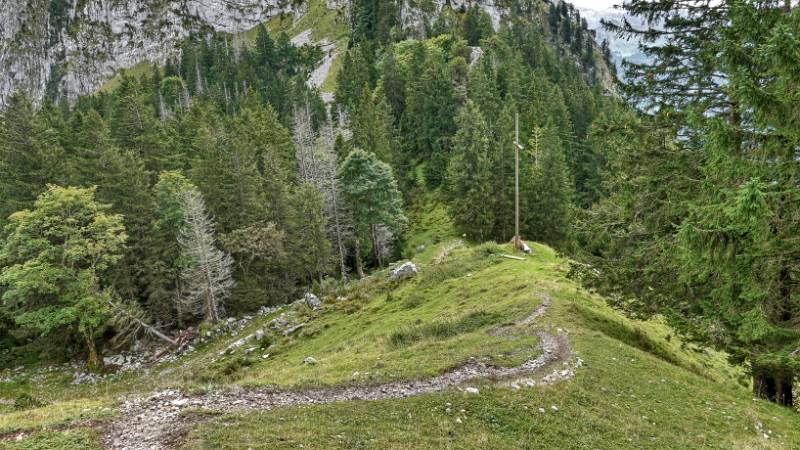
[569,0,619,10]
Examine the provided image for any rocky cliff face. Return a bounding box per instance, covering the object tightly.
[0,0,610,106]
[0,0,306,107]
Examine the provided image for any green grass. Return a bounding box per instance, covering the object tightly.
[403,190,457,260]
[183,330,795,449]
[182,244,800,449]
[0,398,112,435]
[0,429,101,450]
[98,60,153,93]
[387,310,504,349]
[3,196,800,448]
[243,0,348,44]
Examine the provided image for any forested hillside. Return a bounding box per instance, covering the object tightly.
[3,0,800,448]
[0,0,615,369]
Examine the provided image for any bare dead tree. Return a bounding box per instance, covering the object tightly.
[294,102,322,184]
[108,298,177,348]
[177,188,235,324]
[293,102,352,279]
[318,120,352,279]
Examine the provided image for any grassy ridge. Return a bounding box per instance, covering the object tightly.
[2,196,800,448]
[184,248,799,449]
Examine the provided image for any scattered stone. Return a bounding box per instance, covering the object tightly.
[258,305,278,316]
[538,407,545,413]
[303,356,318,365]
[254,329,265,341]
[551,405,559,411]
[304,292,322,309]
[465,387,480,395]
[103,354,128,366]
[283,323,306,336]
[390,262,418,281]
[71,372,100,385]
[520,242,533,254]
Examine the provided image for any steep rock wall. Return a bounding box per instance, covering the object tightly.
[0,0,304,106]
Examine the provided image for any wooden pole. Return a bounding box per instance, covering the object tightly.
[514,112,521,250]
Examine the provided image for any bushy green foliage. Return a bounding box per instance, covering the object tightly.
[0,186,126,370]
[339,149,406,271]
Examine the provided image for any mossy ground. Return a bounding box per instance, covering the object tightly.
[3,196,800,448]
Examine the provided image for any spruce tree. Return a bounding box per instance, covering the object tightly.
[0,94,64,227]
[445,100,494,242]
[177,187,234,324]
[598,0,800,405]
[522,123,573,247]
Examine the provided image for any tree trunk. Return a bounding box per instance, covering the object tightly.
[84,333,102,372]
[204,288,219,324]
[331,186,347,281]
[354,238,365,279]
[753,369,793,407]
[370,224,383,268]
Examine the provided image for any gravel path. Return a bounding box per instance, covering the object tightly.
[101,293,575,450]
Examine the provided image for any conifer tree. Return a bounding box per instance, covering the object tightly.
[445,100,494,241]
[523,123,573,247]
[289,184,332,284]
[597,0,800,405]
[177,187,234,324]
[351,86,394,164]
[0,94,64,227]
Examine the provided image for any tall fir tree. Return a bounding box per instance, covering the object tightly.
[445,100,494,242]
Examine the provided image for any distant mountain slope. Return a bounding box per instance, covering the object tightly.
[0,0,615,107]
[0,0,304,107]
[578,6,655,76]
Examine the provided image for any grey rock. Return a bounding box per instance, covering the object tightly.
[283,323,306,336]
[71,372,100,385]
[103,354,128,366]
[303,356,317,365]
[389,262,418,281]
[254,329,265,341]
[304,292,322,309]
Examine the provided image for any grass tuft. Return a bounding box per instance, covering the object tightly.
[388,311,503,349]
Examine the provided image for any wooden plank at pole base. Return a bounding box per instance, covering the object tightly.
[501,254,526,261]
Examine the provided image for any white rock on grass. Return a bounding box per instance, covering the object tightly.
[389,262,418,281]
[304,292,322,309]
[465,387,480,395]
[303,356,318,365]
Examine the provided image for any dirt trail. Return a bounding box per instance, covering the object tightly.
[102,293,575,450]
